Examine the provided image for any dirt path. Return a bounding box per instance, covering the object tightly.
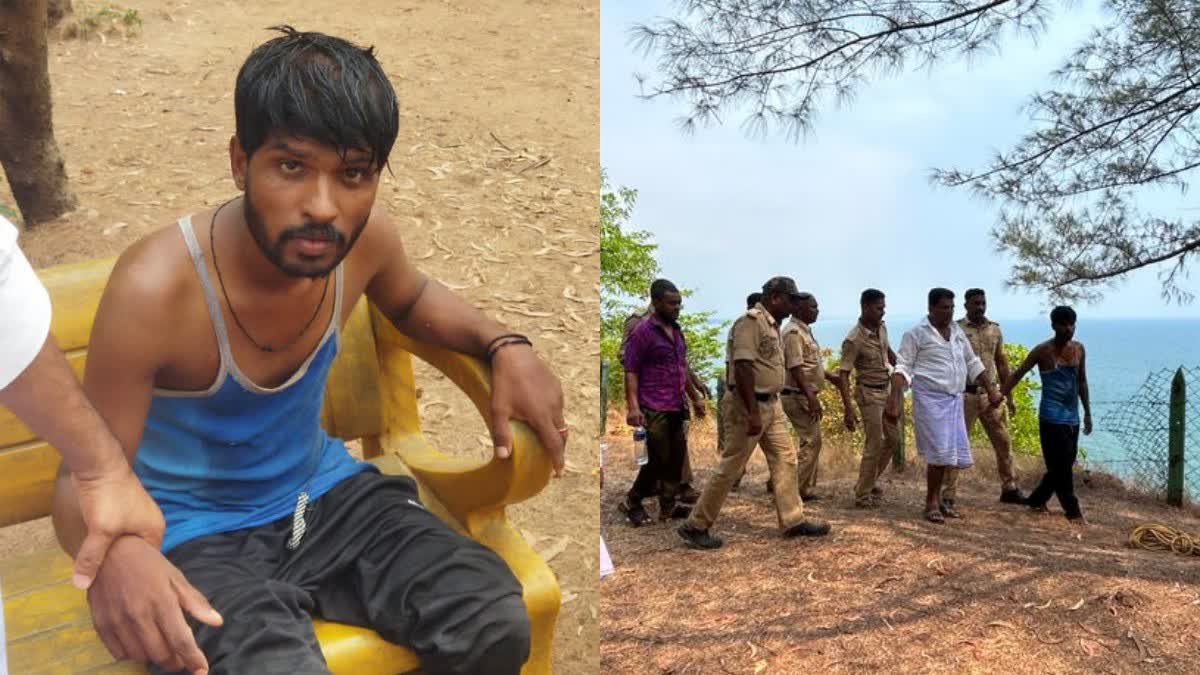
[2,1,599,672]
[602,415,1200,674]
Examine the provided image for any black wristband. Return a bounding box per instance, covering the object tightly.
[485,333,528,355]
[487,336,533,361]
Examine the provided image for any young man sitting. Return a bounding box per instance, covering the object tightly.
[51,27,567,675]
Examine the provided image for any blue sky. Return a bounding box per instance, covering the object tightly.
[601,1,1198,323]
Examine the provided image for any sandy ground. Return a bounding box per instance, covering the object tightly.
[602,411,1200,674]
[2,1,600,672]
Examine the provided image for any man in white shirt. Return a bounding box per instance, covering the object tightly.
[0,214,164,590]
[885,288,1003,523]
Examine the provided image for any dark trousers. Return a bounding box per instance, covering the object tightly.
[152,472,530,675]
[629,408,688,507]
[1028,420,1083,518]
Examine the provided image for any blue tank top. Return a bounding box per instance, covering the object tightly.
[1039,365,1080,426]
[134,216,374,552]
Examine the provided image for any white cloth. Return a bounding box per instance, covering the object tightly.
[0,214,52,389]
[911,384,972,468]
[894,316,985,396]
[600,536,614,578]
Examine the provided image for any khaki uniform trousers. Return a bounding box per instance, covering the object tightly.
[943,391,1017,499]
[781,393,822,495]
[687,392,804,532]
[854,385,899,502]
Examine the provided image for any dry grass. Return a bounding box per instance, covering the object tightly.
[602,409,1200,674]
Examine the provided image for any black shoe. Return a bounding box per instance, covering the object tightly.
[800,493,823,502]
[1023,496,1049,513]
[784,520,831,537]
[870,486,884,497]
[677,524,723,549]
[618,496,651,527]
[765,480,774,494]
[658,500,692,521]
[678,484,700,504]
[1000,489,1026,505]
[940,499,962,519]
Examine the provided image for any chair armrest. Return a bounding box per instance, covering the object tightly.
[369,305,553,524]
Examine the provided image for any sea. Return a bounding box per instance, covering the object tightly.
[798,317,1200,488]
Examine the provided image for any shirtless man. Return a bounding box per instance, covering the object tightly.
[1003,306,1091,523]
[51,27,565,675]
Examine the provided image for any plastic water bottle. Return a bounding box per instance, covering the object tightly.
[633,427,649,466]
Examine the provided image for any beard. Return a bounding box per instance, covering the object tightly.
[242,181,368,279]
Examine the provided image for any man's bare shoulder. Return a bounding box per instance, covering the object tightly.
[103,225,194,321]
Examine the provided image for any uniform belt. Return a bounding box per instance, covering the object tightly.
[859,381,888,390]
[727,385,777,402]
[781,387,804,396]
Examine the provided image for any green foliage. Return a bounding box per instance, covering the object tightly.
[968,343,1041,456]
[0,204,17,222]
[600,169,726,404]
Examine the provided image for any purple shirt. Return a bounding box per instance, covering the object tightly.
[622,315,688,412]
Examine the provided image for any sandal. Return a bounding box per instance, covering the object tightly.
[925,509,945,524]
[940,500,962,519]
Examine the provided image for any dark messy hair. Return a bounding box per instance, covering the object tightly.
[235,25,399,171]
[650,278,679,300]
[1050,305,1077,325]
[860,288,885,305]
[964,288,985,301]
[746,292,762,309]
[928,287,955,307]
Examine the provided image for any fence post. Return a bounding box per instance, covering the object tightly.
[1167,367,1186,507]
[716,375,726,452]
[600,359,609,436]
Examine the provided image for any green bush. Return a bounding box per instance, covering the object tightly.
[600,169,726,406]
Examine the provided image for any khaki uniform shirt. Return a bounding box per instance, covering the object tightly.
[958,317,1003,383]
[726,303,785,395]
[839,321,891,387]
[782,319,826,392]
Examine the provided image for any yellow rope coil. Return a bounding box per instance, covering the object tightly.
[1129,524,1200,556]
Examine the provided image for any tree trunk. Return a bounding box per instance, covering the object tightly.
[47,0,72,29]
[0,0,76,227]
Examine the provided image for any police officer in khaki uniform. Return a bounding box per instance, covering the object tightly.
[781,293,841,500]
[678,277,831,550]
[837,288,900,508]
[943,288,1025,509]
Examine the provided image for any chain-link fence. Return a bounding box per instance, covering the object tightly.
[1101,366,1198,498]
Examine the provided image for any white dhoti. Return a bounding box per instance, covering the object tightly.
[911,385,972,468]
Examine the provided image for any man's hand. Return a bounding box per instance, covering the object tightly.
[843,406,857,432]
[1006,395,1017,417]
[1083,412,1093,435]
[626,407,645,428]
[88,536,222,675]
[489,344,567,475]
[70,464,165,590]
[691,399,707,419]
[747,410,763,437]
[987,388,1004,411]
[884,396,901,423]
[805,392,823,419]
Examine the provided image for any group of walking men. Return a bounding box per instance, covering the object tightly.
[619,276,1092,551]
